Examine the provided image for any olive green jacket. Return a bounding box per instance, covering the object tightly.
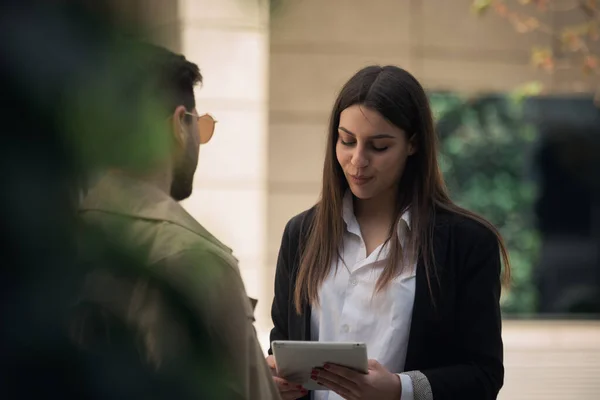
[77,173,279,400]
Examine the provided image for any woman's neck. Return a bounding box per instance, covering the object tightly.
[353,187,399,256]
[353,187,398,224]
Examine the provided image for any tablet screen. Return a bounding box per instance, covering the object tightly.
[272,341,368,391]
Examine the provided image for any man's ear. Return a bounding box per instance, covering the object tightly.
[408,134,418,156]
[170,105,188,148]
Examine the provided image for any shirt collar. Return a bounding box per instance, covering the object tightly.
[342,190,411,239]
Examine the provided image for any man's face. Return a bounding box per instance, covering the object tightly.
[170,109,200,201]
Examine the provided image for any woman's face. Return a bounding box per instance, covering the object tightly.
[336,104,415,201]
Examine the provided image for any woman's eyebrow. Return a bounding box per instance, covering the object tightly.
[338,126,395,139]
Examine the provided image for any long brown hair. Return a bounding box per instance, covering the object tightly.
[293,65,511,314]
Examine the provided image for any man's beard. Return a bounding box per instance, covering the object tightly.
[170,143,198,201]
[170,166,194,201]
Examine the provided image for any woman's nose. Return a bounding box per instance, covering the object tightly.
[350,147,369,169]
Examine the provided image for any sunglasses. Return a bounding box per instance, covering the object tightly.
[184,112,217,144]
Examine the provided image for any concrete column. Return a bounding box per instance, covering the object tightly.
[178,0,271,349]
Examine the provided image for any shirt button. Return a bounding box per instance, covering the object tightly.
[341,324,350,333]
[350,279,358,286]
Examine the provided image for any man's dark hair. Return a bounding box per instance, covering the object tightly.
[131,42,203,114]
[64,41,203,174]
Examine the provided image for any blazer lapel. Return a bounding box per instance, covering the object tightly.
[404,219,449,371]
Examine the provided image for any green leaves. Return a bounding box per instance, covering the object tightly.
[510,81,544,104]
[471,0,493,15]
[431,92,540,314]
[62,40,173,172]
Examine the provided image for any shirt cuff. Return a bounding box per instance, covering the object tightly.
[402,371,433,400]
[398,373,414,400]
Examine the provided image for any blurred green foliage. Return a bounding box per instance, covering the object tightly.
[64,40,173,174]
[430,92,541,314]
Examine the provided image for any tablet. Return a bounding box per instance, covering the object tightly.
[271,341,368,391]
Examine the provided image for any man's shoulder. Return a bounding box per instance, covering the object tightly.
[139,214,237,264]
[153,242,230,266]
[152,225,239,271]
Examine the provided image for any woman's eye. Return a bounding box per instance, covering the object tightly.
[372,145,388,152]
[339,137,387,151]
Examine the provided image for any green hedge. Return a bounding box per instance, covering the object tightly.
[430,93,541,314]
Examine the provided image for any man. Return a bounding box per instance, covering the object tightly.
[74,42,279,400]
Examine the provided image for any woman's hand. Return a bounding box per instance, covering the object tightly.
[265,355,308,399]
[311,359,401,400]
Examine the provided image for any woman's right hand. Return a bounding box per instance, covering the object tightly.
[266,355,308,399]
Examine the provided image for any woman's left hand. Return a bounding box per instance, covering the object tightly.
[311,359,401,400]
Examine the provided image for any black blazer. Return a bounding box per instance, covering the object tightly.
[269,207,504,400]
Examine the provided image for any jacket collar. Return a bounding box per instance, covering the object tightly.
[79,172,232,253]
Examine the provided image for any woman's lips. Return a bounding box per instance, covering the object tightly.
[349,174,373,185]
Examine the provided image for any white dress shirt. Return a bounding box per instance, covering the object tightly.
[311,191,417,400]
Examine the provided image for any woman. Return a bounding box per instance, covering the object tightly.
[267,65,510,400]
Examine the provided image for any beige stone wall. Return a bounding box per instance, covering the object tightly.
[176,0,273,335]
